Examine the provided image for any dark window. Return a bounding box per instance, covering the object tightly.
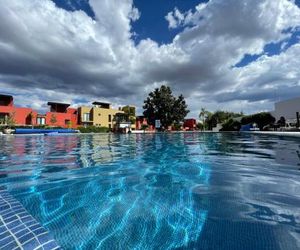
[108,115,111,122]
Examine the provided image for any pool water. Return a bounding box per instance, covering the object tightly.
[0,133,299,249]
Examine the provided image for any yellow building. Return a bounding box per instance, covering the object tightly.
[78,102,124,130]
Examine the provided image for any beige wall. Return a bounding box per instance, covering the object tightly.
[78,106,124,129]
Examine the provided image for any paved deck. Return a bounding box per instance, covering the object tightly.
[242,131,300,137]
[0,188,60,250]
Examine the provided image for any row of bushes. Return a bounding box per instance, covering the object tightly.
[220,112,275,131]
[78,126,109,133]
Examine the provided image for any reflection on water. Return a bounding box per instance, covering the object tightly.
[0,133,299,250]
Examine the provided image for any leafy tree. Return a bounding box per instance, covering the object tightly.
[199,108,215,130]
[277,116,286,127]
[122,106,136,127]
[220,119,241,131]
[50,114,57,125]
[199,108,208,130]
[7,112,16,127]
[122,106,136,117]
[241,112,275,130]
[206,110,243,130]
[143,85,189,129]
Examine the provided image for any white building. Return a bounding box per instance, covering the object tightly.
[271,97,300,122]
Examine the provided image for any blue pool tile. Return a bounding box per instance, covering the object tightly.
[0,204,10,210]
[2,211,15,219]
[21,216,35,224]
[37,233,52,244]
[4,214,18,223]
[0,189,60,250]
[28,223,41,231]
[11,224,26,234]
[0,225,6,233]
[7,220,21,229]
[15,228,31,238]
[0,230,10,239]
[18,232,35,244]
[23,238,41,249]
[2,239,19,250]
[0,235,15,246]
[42,240,60,250]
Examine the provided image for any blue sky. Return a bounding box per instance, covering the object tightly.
[52,0,207,43]
[52,0,300,71]
[0,0,300,117]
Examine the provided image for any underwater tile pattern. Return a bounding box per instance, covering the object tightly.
[0,188,60,250]
[0,133,300,249]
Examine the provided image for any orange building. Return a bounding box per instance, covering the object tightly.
[0,95,78,128]
[44,102,78,128]
[0,94,37,126]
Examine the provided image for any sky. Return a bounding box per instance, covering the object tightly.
[0,0,300,118]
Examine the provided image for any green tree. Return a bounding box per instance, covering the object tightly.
[122,106,136,126]
[241,112,275,130]
[143,85,189,129]
[206,110,243,130]
[50,114,57,125]
[7,112,16,127]
[199,108,209,130]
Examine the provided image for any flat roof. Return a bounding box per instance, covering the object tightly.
[92,101,111,106]
[0,94,13,99]
[47,102,70,107]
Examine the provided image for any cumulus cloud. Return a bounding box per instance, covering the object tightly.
[0,0,299,117]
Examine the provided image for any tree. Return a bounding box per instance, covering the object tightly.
[199,108,209,131]
[206,110,243,130]
[277,116,286,127]
[143,85,189,129]
[50,114,57,126]
[122,106,136,126]
[241,112,275,130]
[7,112,16,127]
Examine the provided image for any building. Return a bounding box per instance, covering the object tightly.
[0,94,37,126]
[183,119,196,130]
[0,95,78,128]
[78,102,125,130]
[135,116,154,131]
[44,102,78,128]
[272,97,300,122]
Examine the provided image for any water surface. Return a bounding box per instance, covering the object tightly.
[0,133,299,249]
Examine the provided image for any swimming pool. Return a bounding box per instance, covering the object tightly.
[0,133,299,249]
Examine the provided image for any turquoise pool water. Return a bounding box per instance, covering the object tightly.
[0,133,299,249]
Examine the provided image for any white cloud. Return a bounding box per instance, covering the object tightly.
[0,0,299,117]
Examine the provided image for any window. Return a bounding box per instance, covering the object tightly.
[108,114,111,122]
[83,113,90,122]
[65,120,71,125]
[36,117,45,125]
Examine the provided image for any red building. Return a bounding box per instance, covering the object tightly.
[44,102,78,128]
[135,116,154,131]
[0,94,37,126]
[0,95,78,128]
[184,119,197,130]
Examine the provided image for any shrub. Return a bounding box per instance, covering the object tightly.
[220,119,241,131]
[241,112,275,130]
[78,126,109,133]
